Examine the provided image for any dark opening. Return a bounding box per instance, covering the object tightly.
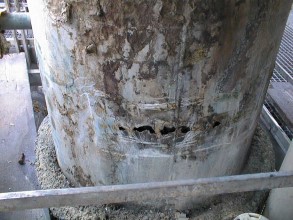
[97,3,105,17]
[133,126,155,134]
[180,126,190,133]
[118,126,126,131]
[181,155,187,159]
[212,121,221,128]
[98,9,105,17]
[160,126,176,135]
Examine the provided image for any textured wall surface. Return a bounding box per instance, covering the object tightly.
[28,0,291,191]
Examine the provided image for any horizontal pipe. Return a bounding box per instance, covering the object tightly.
[1,171,293,212]
[0,13,31,30]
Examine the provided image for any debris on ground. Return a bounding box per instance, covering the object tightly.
[18,153,25,165]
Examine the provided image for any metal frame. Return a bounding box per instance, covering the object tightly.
[3,0,19,53]
[14,0,31,68]
[1,171,293,212]
[260,106,291,152]
[1,0,32,67]
[275,62,293,85]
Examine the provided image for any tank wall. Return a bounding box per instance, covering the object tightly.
[28,0,292,187]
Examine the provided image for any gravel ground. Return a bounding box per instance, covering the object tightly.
[35,117,274,220]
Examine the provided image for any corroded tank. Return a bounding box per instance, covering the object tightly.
[29,0,291,194]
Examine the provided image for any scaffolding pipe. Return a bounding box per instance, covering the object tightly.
[0,13,31,30]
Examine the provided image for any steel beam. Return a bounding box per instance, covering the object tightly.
[1,171,293,212]
[0,13,31,30]
[260,106,291,153]
[14,0,31,67]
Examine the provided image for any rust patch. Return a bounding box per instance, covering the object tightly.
[103,61,120,98]
[138,61,167,80]
[72,165,94,187]
[123,1,155,28]
[126,30,154,60]
[159,1,185,56]
[201,63,218,86]
[46,0,72,24]
[184,47,208,66]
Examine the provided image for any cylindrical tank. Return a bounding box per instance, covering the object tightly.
[28,0,291,190]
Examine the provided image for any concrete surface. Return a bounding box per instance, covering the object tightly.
[0,53,50,219]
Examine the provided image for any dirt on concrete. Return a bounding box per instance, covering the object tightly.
[35,117,274,220]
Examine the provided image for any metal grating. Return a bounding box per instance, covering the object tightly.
[0,0,28,12]
[264,99,293,140]
[270,69,288,82]
[276,25,293,78]
[264,23,293,143]
[4,30,34,39]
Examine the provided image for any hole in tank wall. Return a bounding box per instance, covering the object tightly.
[119,125,192,135]
[180,126,191,133]
[160,126,176,135]
[212,121,221,128]
[133,126,155,134]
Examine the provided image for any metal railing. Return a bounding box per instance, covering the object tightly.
[1,171,293,211]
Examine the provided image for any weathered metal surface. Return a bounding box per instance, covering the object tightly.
[260,106,291,153]
[1,171,293,212]
[267,83,293,133]
[28,0,292,197]
[0,13,31,30]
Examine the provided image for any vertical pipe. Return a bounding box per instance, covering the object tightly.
[15,0,30,68]
[4,0,19,53]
